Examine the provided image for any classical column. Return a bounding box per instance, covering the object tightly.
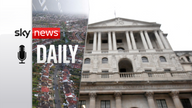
[154,31,164,49]
[125,31,132,50]
[89,92,96,108]
[114,92,122,108]
[140,31,148,49]
[93,32,97,51]
[144,31,153,49]
[108,32,112,50]
[145,91,157,108]
[170,91,183,108]
[130,31,137,50]
[159,31,170,49]
[97,32,101,51]
[112,31,117,50]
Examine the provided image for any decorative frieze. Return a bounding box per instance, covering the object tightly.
[81,84,192,90]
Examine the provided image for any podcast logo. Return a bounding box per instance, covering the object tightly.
[18,45,27,64]
[32,28,60,39]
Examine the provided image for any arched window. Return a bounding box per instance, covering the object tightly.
[142,57,149,62]
[117,47,124,51]
[84,58,90,64]
[160,56,166,62]
[118,58,133,72]
[181,58,185,62]
[102,58,108,64]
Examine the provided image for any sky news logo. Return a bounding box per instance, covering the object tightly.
[32,28,60,39]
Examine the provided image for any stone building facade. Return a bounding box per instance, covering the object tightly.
[79,18,192,108]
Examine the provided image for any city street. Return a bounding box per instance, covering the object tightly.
[53,64,61,108]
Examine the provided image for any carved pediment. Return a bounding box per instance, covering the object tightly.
[89,17,160,27]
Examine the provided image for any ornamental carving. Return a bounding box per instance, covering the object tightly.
[145,91,154,99]
[112,55,117,68]
[101,23,107,26]
[114,92,122,98]
[89,92,96,98]
[152,55,158,68]
[170,54,182,70]
[93,56,98,69]
[115,18,124,25]
[134,55,140,68]
[170,91,179,99]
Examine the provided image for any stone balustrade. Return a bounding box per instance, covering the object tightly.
[171,72,188,77]
[84,49,167,54]
[101,50,108,53]
[81,71,192,82]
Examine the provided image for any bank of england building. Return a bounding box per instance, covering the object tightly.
[79,18,192,108]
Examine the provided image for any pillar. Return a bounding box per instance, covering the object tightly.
[145,91,157,108]
[112,31,117,50]
[170,91,183,108]
[108,32,112,50]
[159,31,170,49]
[144,31,153,49]
[97,32,101,51]
[89,92,96,108]
[93,32,97,51]
[140,31,148,49]
[154,31,164,49]
[114,92,122,108]
[125,31,132,50]
[130,31,137,50]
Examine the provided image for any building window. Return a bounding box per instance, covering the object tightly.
[102,58,108,64]
[89,40,93,44]
[117,39,122,43]
[156,99,168,108]
[117,47,125,51]
[102,40,108,43]
[83,71,89,73]
[181,99,192,108]
[186,56,191,62]
[101,70,109,78]
[101,100,110,108]
[145,70,152,77]
[164,69,171,72]
[142,57,149,62]
[78,100,86,108]
[102,70,108,73]
[181,58,185,62]
[145,69,151,72]
[120,68,126,72]
[84,58,90,64]
[160,56,167,62]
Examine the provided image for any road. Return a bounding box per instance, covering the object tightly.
[53,64,61,108]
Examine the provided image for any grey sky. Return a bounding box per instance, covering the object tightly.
[33,0,89,15]
[88,0,192,51]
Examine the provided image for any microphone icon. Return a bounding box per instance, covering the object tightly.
[18,45,27,64]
